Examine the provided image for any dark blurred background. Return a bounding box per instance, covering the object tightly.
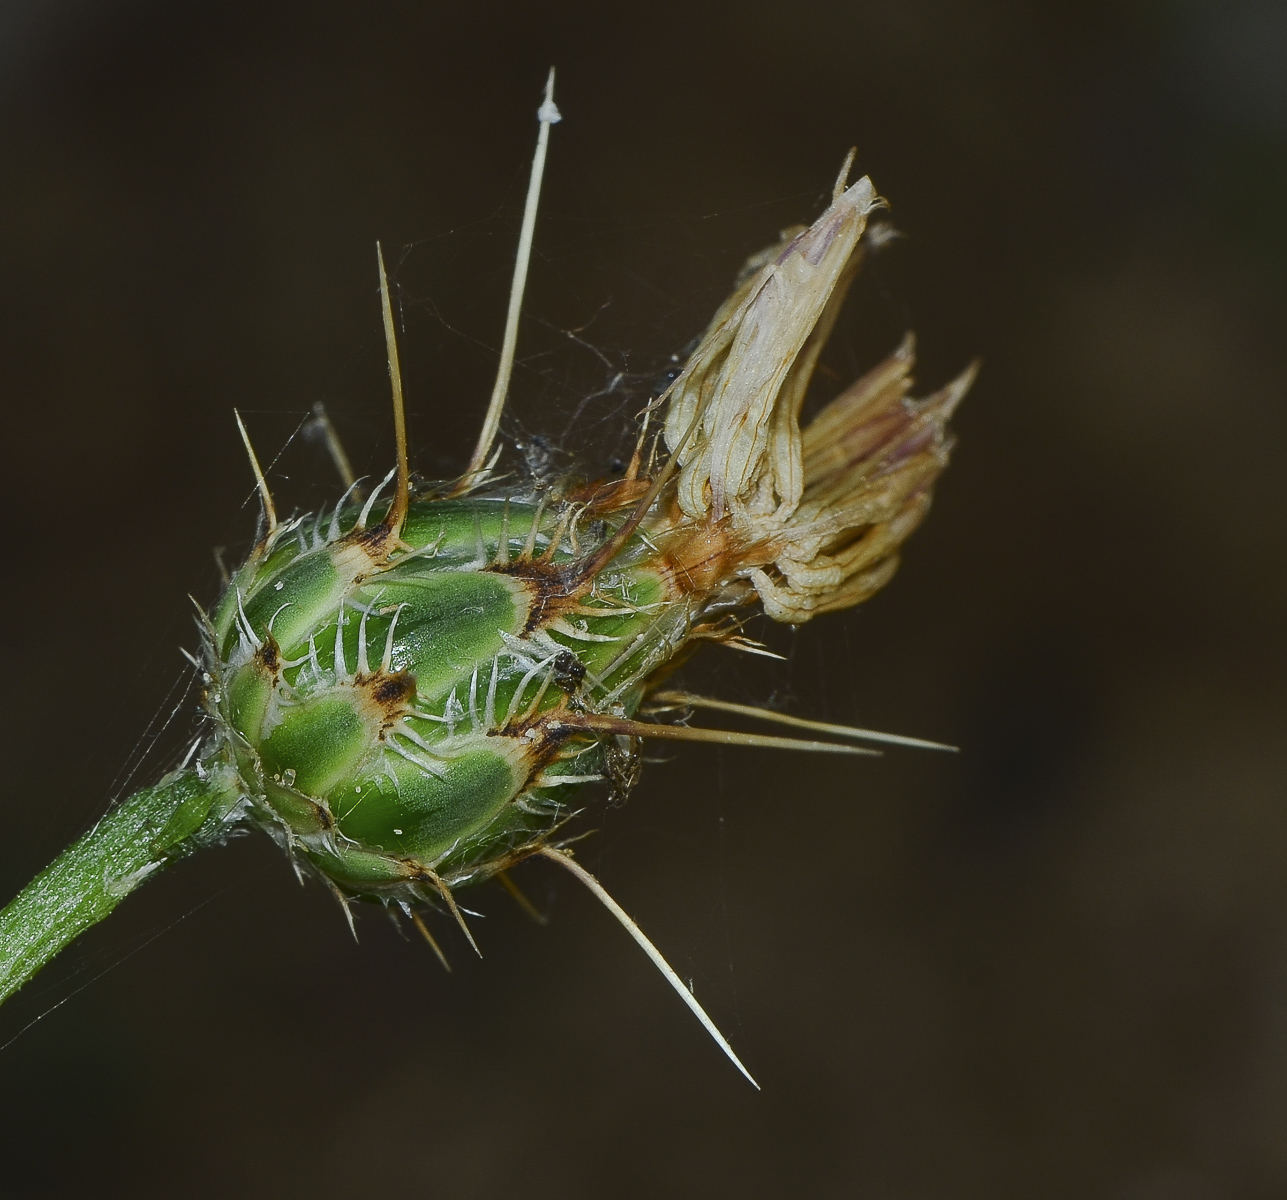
[2,1,1285,1196]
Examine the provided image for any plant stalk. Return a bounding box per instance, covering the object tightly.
[0,765,237,1004]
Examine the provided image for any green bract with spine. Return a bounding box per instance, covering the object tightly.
[206,492,678,907]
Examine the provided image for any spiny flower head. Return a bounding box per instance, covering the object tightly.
[0,75,972,1087]
[201,161,972,950]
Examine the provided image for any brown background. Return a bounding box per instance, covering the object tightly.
[2,1,1286,1196]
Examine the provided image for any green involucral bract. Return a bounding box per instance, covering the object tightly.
[207,496,680,901]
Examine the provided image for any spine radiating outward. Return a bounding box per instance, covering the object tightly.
[0,92,971,1081]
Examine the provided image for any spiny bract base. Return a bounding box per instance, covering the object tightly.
[204,488,707,908]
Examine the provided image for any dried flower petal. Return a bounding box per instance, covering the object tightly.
[660,178,975,623]
[663,176,878,524]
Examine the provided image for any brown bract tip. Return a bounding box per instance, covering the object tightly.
[354,669,417,737]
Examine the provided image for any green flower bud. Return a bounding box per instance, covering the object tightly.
[204,493,676,905]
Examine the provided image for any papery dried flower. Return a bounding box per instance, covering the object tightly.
[661,172,974,623]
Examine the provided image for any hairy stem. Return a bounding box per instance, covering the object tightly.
[0,766,237,1005]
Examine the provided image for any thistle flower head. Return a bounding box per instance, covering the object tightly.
[198,168,973,921]
[0,82,972,1087]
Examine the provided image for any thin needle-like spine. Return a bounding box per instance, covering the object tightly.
[454,68,561,493]
[832,146,857,202]
[376,242,410,538]
[496,869,547,925]
[648,690,957,752]
[311,402,359,493]
[496,499,511,565]
[553,712,880,756]
[234,409,278,538]
[406,906,451,973]
[538,845,759,1089]
[422,869,482,958]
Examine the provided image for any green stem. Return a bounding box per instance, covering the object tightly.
[0,765,237,1004]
